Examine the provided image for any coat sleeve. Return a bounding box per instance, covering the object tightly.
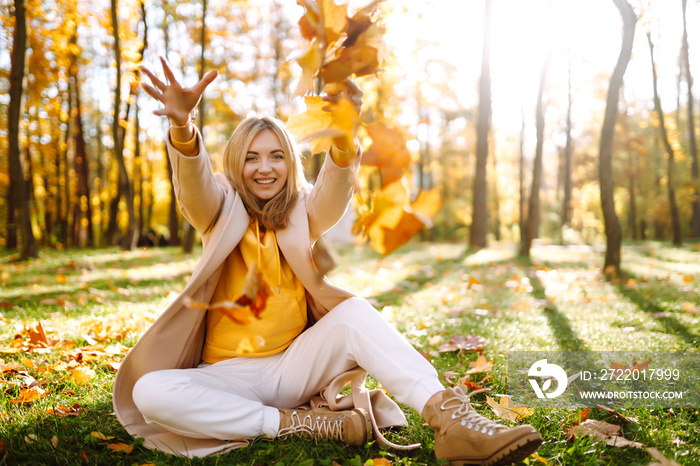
[306,146,360,242]
[167,128,226,235]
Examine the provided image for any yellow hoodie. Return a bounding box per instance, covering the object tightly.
[170,130,307,363]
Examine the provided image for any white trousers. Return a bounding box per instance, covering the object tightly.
[132,297,444,441]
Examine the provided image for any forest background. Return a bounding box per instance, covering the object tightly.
[2,0,700,265]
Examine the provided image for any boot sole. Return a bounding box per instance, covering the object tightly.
[448,431,543,466]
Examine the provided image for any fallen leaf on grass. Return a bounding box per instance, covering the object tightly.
[647,448,682,465]
[566,419,644,448]
[10,386,46,404]
[609,357,651,372]
[45,404,83,417]
[466,355,493,374]
[486,395,534,421]
[51,435,58,448]
[71,366,96,384]
[594,404,639,423]
[371,458,392,466]
[437,334,488,354]
[681,301,698,314]
[106,443,133,454]
[91,432,114,441]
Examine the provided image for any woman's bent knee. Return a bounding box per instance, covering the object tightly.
[132,370,184,421]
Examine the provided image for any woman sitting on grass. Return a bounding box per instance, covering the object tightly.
[112,57,543,466]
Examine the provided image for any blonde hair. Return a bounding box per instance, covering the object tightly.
[223,116,307,230]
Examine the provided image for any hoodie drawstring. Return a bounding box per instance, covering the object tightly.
[255,218,282,294]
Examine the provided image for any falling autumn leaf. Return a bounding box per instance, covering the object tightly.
[361,122,412,186]
[292,41,323,97]
[486,395,534,421]
[286,96,335,155]
[354,181,441,256]
[185,262,271,325]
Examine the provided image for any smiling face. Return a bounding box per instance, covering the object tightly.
[242,129,289,201]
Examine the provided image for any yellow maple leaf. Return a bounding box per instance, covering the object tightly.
[292,41,323,97]
[71,366,96,385]
[286,96,334,155]
[466,355,493,374]
[90,432,115,441]
[486,395,534,422]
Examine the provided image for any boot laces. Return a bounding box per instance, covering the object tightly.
[278,410,345,442]
[440,388,506,436]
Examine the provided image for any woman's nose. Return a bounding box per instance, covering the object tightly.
[258,157,272,172]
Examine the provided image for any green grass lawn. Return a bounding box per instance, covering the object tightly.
[1,241,699,465]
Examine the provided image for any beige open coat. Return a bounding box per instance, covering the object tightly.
[112,133,407,457]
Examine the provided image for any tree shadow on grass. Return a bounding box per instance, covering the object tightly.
[521,257,589,352]
[369,247,481,308]
[616,270,700,348]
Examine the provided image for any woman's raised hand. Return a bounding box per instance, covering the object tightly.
[322,78,363,115]
[140,57,218,126]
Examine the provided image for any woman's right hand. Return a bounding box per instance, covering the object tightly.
[140,56,218,126]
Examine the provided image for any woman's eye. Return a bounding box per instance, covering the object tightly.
[245,156,256,162]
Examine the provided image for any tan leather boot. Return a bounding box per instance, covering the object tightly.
[278,407,372,446]
[423,386,543,465]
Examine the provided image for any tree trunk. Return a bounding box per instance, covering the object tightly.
[518,107,526,242]
[681,0,700,238]
[183,0,208,254]
[519,47,551,257]
[490,148,501,241]
[108,0,146,249]
[72,60,94,247]
[469,0,492,249]
[598,0,636,275]
[7,0,36,259]
[161,8,180,246]
[135,97,144,238]
[562,44,573,231]
[6,176,17,249]
[647,32,682,246]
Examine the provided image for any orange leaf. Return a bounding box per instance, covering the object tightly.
[361,123,412,186]
[106,443,133,454]
[465,355,493,374]
[10,387,43,404]
[236,262,272,318]
[27,321,50,347]
[286,96,335,155]
[355,182,441,255]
